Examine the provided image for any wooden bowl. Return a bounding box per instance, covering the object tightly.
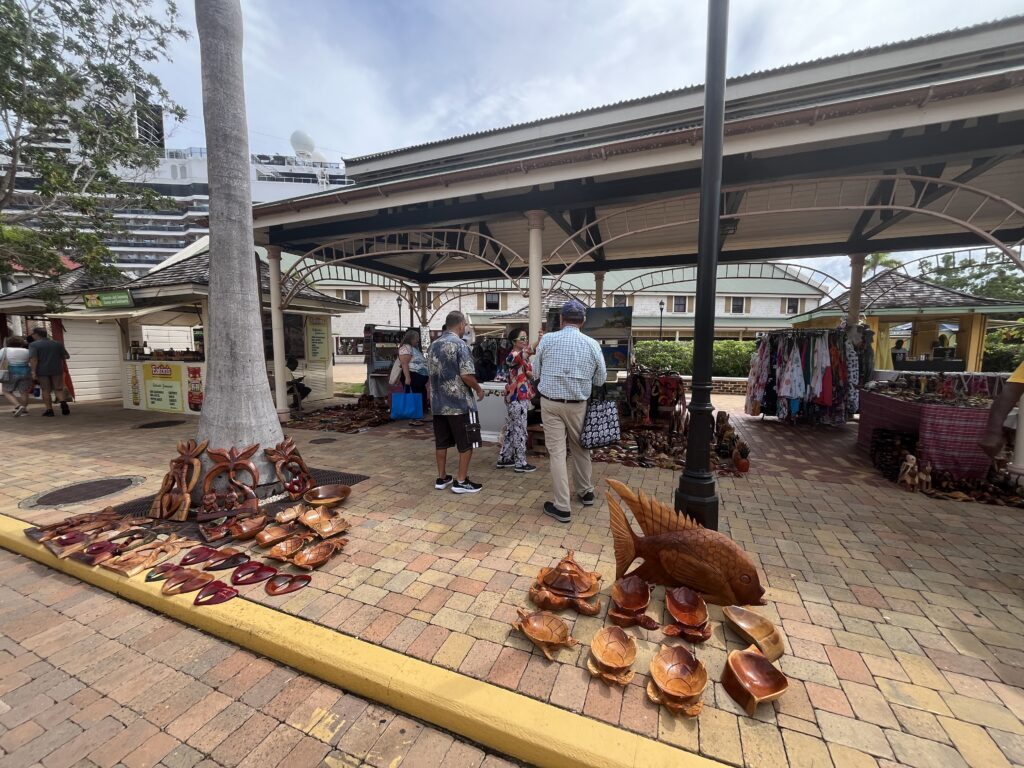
[721,645,789,716]
[591,626,637,671]
[298,507,351,539]
[303,484,351,510]
[290,538,347,570]
[649,645,708,702]
[611,574,653,613]
[665,586,709,629]
[266,533,314,561]
[723,606,785,662]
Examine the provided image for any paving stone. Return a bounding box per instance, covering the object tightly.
[739,717,787,768]
[891,704,949,743]
[840,681,899,728]
[938,717,1012,768]
[876,679,953,716]
[940,693,1024,736]
[885,730,968,768]
[698,707,742,765]
[817,712,894,759]
[781,729,834,768]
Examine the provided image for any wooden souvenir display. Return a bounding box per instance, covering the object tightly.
[227,515,267,540]
[722,606,785,662]
[647,644,708,717]
[199,445,260,522]
[608,575,659,630]
[255,522,300,547]
[663,586,712,643]
[266,533,314,561]
[529,550,602,616]
[298,507,351,539]
[607,479,766,606]
[588,626,637,685]
[511,608,577,661]
[149,439,209,521]
[275,503,307,523]
[303,484,351,510]
[290,538,348,570]
[102,535,199,577]
[265,438,315,500]
[24,508,119,542]
[918,461,932,493]
[898,454,919,492]
[720,645,789,716]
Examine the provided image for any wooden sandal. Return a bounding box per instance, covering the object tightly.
[161,568,215,595]
[203,548,250,571]
[265,574,311,596]
[194,581,239,606]
[231,562,277,585]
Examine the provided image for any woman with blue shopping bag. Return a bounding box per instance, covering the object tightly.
[390,329,427,421]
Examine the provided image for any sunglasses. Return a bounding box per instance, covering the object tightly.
[516,336,528,342]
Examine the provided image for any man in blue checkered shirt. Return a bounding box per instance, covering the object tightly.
[533,300,607,523]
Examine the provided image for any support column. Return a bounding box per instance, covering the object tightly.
[677,0,729,530]
[957,313,987,372]
[595,272,605,308]
[267,245,290,421]
[527,210,545,343]
[1010,393,1024,484]
[847,253,866,342]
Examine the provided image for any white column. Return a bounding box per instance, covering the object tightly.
[1010,393,1024,484]
[267,245,290,421]
[595,271,605,308]
[527,210,545,343]
[847,253,866,343]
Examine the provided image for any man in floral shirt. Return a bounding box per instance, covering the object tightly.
[428,311,485,494]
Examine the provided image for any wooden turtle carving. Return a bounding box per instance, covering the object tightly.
[511,608,577,661]
[265,437,315,501]
[529,550,602,615]
[588,626,637,685]
[199,444,260,521]
[609,574,659,630]
[149,439,209,521]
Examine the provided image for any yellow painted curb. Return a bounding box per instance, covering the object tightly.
[0,513,726,768]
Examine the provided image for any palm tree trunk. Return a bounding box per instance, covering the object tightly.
[194,0,283,485]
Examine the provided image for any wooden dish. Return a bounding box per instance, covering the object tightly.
[609,575,659,630]
[663,586,712,643]
[722,606,785,662]
[298,507,351,539]
[290,538,348,570]
[275,503,307,524]
[228,515,267,541]
[256,522,300,547]
[721,645,789,716]
[588,626,637,685]
[647,644,708,716]
[266,534,314,561]
[511,608,577,661]
[303,484,352,510]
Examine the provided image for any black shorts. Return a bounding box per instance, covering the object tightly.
[433,413,476,453]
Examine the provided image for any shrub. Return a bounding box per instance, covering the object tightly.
[982,342,1024,373]
[633,340,757,377]
[712,340,758,377]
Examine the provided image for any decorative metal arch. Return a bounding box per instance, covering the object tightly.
[607,262,848,298]
[282,228,527,309]
[283,261,415,307]
[545,173,1024,290]
[426,276,594,323]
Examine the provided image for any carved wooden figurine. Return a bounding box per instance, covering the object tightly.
[918,461,932,493]
[529,550,602,615]
[149,439,209,521]
[898,454,919,492]
[265,438,315,500]
[607,479,766,606]
[199,444,260,521]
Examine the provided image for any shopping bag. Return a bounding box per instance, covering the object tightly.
[390,387,423,420]
[580,387,620,449]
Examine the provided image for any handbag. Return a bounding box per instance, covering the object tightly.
[390,386,423,420]
[388,357,403,385]
[0,349,8,384]
[464,409,482,448]
[580,386,620,449]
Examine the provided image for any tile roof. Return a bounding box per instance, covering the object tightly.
[0,267,128,302]
[486,290,589,321]
[817,271,1019,312]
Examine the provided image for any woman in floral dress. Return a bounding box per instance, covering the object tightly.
[496,327,537,473]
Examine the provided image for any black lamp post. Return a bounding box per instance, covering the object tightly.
[677,0,729,530]
[396,295,403,326]
[659,300,665,340]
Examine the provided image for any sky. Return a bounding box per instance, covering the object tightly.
[151,0,1023,282]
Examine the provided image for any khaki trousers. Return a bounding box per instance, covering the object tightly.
[542,398,592,512]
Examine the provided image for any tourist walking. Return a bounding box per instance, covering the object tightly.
[533,300,607,523]
[1,337,33,416]
[397,329,430,418]
[427,311,485,494]
[28,327,71,417]
[496,327,537,473]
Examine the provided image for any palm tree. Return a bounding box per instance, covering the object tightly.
[194,0,283,483]
[865,251,901,277]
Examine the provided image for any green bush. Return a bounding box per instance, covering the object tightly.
[633,340,757,377]
[982,342,1024,373]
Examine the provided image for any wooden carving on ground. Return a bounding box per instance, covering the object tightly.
[528,549,602,615]
[149,439,209,521]
[606,478,766,606]
[264,437,315,500]
[199,444,260,522]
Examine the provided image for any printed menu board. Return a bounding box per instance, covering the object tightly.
[306,316,330,362]
[143,362,184,413]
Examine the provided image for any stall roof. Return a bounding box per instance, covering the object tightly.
[44,304,201,325]
[0,267,128,313]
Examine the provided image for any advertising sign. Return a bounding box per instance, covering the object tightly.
[83,290,134,309]
[306,316,330,361]
[143,362,184,413]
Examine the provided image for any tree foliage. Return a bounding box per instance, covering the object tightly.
[865,251,900,276]
[0,0,187,279]
[918,252,1024,302]
[634,340,757,377]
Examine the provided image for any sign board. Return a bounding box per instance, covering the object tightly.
[83,290,134,309]
[306,316,330,362]
[143,362,184,413]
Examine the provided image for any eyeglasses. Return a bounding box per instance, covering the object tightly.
[516,336,528,341]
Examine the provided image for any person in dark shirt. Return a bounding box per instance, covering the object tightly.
[28,327,71,416]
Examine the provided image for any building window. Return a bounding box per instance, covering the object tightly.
[484,292,500,310]
[612,295,627,308]
[726,297,747,314]
[783,297,800,315]
[671,296,690,313]
[343,289,361,303]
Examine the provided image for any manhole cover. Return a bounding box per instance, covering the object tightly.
[310,437,338,444]
[135,420,187,429]
[25,476,145,509]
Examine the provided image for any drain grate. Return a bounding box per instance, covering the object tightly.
[135,420,188,429]
[310,437,338,444]
[28,476,144,508]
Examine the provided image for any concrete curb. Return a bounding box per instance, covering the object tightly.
[0,513,726,768]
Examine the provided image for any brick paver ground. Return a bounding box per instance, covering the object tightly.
[0,548,520,768]
[2,397,1024,767]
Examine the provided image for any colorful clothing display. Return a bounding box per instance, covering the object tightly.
[745,329,859,425]
[624,372,686,424]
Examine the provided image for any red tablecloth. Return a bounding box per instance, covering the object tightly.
[857,390,991,479]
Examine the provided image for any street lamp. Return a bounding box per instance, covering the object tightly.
[659,300,665,340]
[396,295,403,326]
[677,0,729,531]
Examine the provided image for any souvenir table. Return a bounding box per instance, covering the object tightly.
[857,390,991,479]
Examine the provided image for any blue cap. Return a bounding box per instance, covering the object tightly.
[561,300,587,322]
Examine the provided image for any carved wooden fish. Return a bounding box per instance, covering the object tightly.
[606,479,766,607]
